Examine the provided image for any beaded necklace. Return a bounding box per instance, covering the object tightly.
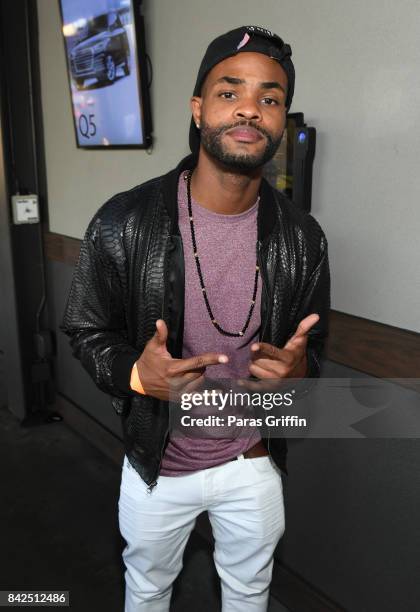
[185,170,259,338]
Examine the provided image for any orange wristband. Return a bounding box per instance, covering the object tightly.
[130,362,146,395]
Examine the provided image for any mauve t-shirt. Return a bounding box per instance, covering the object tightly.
[159,172,262,476]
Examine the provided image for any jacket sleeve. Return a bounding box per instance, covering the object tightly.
[60,213,142,398]
[295,228,331,378]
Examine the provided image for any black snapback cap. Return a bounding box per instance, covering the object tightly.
[189,25,295,154]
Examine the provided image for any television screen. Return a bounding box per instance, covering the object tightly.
[59,0,152,148]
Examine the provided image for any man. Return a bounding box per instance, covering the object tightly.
[61,25,330,612]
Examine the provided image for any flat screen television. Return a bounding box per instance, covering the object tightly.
[58,0,152,148]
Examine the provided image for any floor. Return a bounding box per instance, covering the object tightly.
[0,401,289,612]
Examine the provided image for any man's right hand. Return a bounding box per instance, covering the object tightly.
[133,319,229,401]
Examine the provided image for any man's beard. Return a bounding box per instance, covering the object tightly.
[199,120,284,172]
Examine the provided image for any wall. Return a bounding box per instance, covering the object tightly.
[281,362,420,612]
[46,259,123,438]
[38,0,420,332]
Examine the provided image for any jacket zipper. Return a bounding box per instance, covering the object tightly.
[147,234,172,493]
[257,240,270,341]
[257,240,272,458]
[147,431,168,494]
[147,401,170,494]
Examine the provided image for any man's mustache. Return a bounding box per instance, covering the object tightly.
[210,120,272,141]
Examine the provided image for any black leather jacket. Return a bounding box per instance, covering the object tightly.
[61,154,330,491]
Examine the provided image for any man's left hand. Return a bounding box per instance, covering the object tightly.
[239,314,319,390]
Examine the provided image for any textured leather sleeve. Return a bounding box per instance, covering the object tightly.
[60,210,141,398]
[299,227,330,378]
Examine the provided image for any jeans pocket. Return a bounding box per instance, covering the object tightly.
[247,455,273,474]
[248,457,283,488]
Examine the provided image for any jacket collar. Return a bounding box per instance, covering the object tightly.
[161,154,279,244]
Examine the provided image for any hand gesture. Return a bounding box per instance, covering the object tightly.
[134,319,229,401]
[238,314,319,392]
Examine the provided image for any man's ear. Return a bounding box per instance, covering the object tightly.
[190,96,202,129]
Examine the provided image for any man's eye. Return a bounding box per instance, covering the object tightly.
[219,91,236,99]
[262,97,279,105]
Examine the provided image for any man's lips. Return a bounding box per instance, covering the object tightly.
[225,126,264,143]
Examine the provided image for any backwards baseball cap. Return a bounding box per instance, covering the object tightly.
[189,25,295,154]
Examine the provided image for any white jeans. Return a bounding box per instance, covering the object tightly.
[118,454,285,612]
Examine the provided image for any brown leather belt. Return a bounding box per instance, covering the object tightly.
[230,439,269,461]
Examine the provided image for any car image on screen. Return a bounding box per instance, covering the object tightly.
[69,11,130,89]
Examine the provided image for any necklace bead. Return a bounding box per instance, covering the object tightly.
[186,169,259,338]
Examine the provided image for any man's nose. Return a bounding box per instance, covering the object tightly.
[234,98,262,122]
